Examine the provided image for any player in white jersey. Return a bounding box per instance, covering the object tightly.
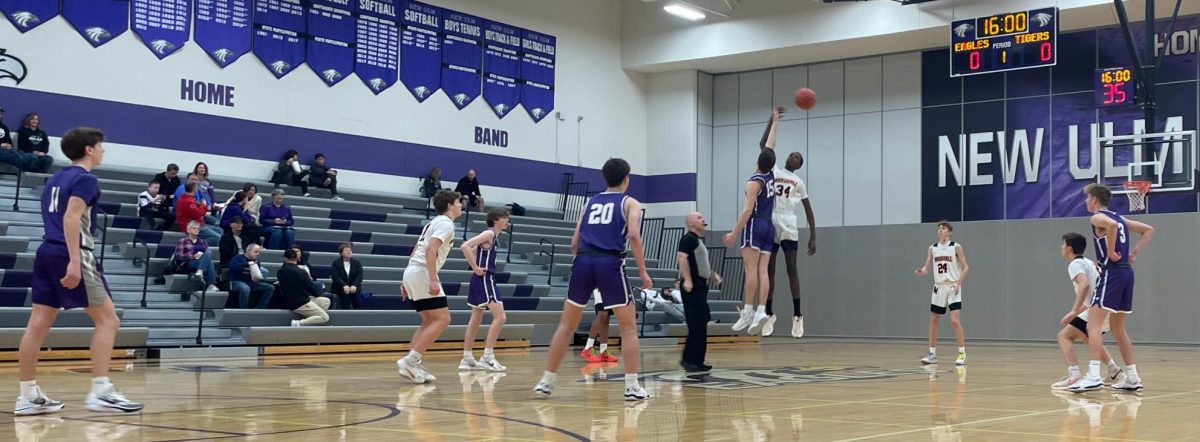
[397,190,463,383]
[757,107,816,338]
[1051,233,1124,390]
[914,221,969,365]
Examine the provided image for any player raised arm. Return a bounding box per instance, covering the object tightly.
[460,229,496,276]
[59,197,88,289]
[624,196,652,289]
[914,245,932,276]
[758,106,786,151]
[1125,219,1155,263]
[723,180,763,247]
[952,243,969,291]
[1090,213,1121,262]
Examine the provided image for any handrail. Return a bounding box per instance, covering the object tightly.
[505,222,514,264]
[537,239,557,286]
[131,239,151,308]
[10,169,21,211]
[461,203,471,241]
[195,282,208,345]
[98,211,111,265]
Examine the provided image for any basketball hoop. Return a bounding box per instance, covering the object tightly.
[1125,181,1151,212]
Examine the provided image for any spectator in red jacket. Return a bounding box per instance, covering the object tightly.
[175,182,222,244]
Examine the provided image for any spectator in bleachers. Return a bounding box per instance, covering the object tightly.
[420,167,446,198]
[219,217,259,270]
[636,288,685,323]
[279,249,331,326]
[330,243,364,309]
[153,163,182,208]
[290,244,331,301]
[175,182,222,244]
[173,173,213,207]
[0,107,53,173]
[306,153,342,200]
[192,162,219,207]
[228,243,275,308]
[261,189,296,249]
[137,180,174,230]
[173,221,218,293]
[16,113,52,172]
[272,149,310,194]
[455,169,484,211]
[227,183,263,225]
[219,191,253,232]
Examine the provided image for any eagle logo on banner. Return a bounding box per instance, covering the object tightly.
[1033,13,1054,27]
[368,78,388,92]
[270,61,292,76]
[151,40,177,56]
[212,49,234,64]
[0,49,29,84]
[11,11,40,30]
[493,103,509,117]
[953,23,973,38]
[85,27,112,44]
[321,69,343,84]
[453,93,470,107]
[413,86,430,100]
[531,108,545,120]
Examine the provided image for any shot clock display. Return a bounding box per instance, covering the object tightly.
[1096,68,1137,106]
[950,7,1058,77]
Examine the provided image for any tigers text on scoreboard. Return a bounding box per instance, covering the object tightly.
[950,7,1058,77]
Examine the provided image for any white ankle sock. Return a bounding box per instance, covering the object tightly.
[599,343,608,353]
[91,377,111,395]
[405,351,423,363]
[1088,360,1101,378]
[755,305,766,315]
[483,348,495,359]
[742,304,752,314]
[958,347,965,354]
[463,350,473,358]
[19,380,38,399]
[585,338,596,349]
[1068,365,1080,377]
[1125,364,1139,380]
[541,371,557,384]
[625,373,639,388]
[929,347,936,355]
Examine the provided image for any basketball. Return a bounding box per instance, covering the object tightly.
[794,87,817,110]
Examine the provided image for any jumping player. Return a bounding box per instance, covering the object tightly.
[15,128,143,415]
[757,106,816,338]
[1070,184,1154,392]
[1052,233,1124,390]
[914,221,969,365]
[580,290,619,363]
[534,158,653,401]
[723,149,776,335]
[397,189,463,383]
[458,207,511,372]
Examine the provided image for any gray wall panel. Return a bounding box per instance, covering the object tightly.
[808,116,845,227]
[807,61,845,118]
[881,109,923,225]
[698,72,714,126]
[882,53,921,111]
[772,66,808,120]
[712,126,740,229]
[843,113,883,226]
[739,71,773,124]
[697,125,714,219]
[844,57,883,115]
[714,74,739,126]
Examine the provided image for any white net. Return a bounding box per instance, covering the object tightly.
[1125,181,1150,212]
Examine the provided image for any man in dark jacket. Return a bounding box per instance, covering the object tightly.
[154,164,182,209]
[219,217,260,270]
[279,249,331,326]
[307,153,342,200]
[455,169,484,211]
[330,243,364,309]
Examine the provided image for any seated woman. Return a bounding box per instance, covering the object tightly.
[330,243,364,309]
[173,221,218,293]
[260,189,296,249]
[272,149,310,194]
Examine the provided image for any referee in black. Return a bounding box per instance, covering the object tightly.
[677,211,722,372]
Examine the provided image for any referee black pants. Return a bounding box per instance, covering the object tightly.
[681,281,710,366]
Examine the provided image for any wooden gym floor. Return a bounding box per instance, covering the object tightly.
[1,339,1198,441]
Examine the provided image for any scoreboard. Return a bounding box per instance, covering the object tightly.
[1096,67,1137,106]
[950,7,1058,77]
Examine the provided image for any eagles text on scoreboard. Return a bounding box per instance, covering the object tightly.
[950,7,1058,77]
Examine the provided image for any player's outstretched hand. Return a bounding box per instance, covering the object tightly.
[639,270,653,290]
[1109,250,1122,262]
[60,265,81,289]
[807,239,817,256]
[950,282,961,293]
[683,280,693,293]
[723,232,735,247]
[1060,311,1074,326]
[914,267,927,276]
[428,278,441,297]
[771,106,786,121]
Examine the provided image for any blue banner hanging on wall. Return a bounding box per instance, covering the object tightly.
[0,0,58,33]
[354,0,399,94]
[520,30,555,122]
[441,9,482,110]
[194,0,251,67]
[131,0,190,59]
[306,0,355,86]
[399,0,441,102]
[61,0,128,48]
[253,0,305,78]
[483,20,521,119]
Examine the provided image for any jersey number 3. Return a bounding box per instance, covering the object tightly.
[47,186,61,213]
[587,203,615,225]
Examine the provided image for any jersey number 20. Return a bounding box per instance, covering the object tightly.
[587,203,615,225]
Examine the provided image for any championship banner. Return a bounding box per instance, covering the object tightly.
[920,16,1200,222]
[441,9,482,109]
[252,0,305,78]
[399,0,441,102]
[354,0,399,94]
[131,0,190,59]
[0,0,58,33]
[519,29,555,122]
[482,20,521,119]
[194,0,251,67]
[306,0,355,86]
[61,0,128,47]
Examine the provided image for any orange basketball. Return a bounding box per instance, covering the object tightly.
[794,87,817,110]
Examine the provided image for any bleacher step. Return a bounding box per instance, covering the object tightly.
[149,328,233,339]
[147,338,248,347]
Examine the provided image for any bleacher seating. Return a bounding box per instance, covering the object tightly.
[0,163,738,353]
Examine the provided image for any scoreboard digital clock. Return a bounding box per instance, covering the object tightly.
[950,7,1058,77]
[1096,67,1137,106]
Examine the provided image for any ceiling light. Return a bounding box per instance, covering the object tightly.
[664,3,706,21]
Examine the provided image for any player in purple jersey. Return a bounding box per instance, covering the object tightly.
[458,208,511,372]
[15,128,143,415]
[534,158,653,401]
[723,149,776,335]
[1070,184,1154,393]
